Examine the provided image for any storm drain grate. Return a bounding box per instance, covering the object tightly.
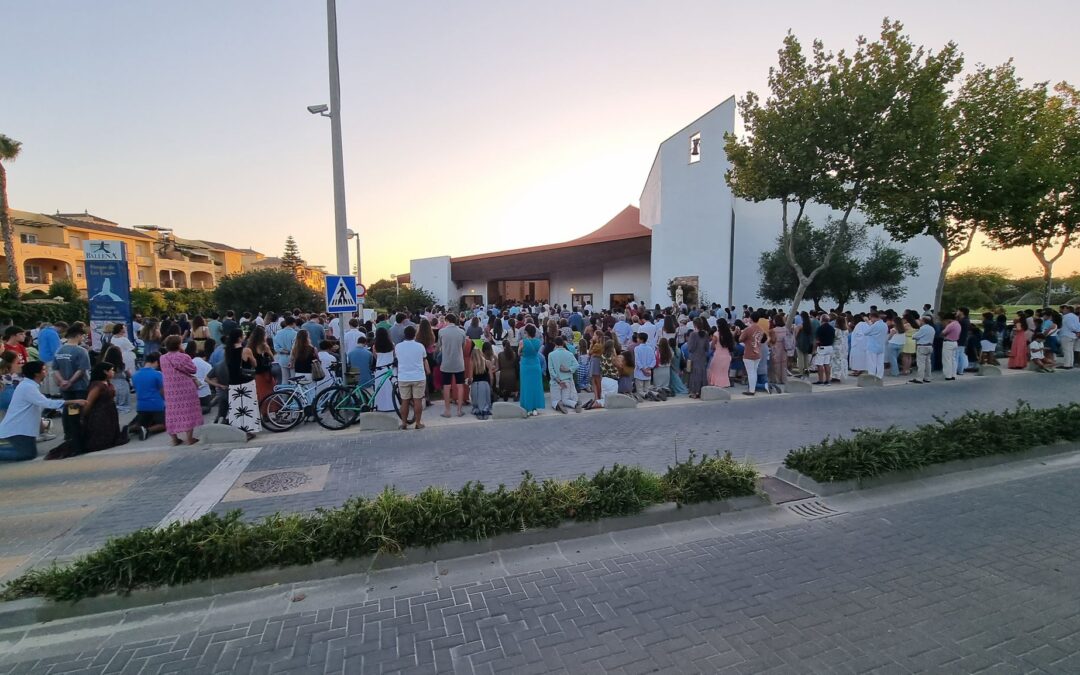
[787,499,845,520]
[243,471,311,494]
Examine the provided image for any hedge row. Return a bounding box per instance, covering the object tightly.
[784,402,1080,483]
[2,453,756,602]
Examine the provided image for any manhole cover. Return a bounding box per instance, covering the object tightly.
[786,499,845,520]
[243,471,311,494]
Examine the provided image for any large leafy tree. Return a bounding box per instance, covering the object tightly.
[214,269,321,314]
[865,61,1047,312]
[0,134,22,292]
[984,82,1080,307]
[726,20,961,324]
[758,221,918,311]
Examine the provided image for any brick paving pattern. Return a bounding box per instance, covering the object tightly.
[7,371,1078,571]
[5,465,1080,674]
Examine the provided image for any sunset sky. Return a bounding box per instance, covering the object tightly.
[5,1,1079,285]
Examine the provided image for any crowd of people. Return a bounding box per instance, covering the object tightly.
[2,299,1077,459]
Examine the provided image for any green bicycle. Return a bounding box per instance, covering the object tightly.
[312,367,416,430]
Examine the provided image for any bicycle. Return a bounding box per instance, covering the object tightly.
[312,366,415,430]
[260,371,340,433]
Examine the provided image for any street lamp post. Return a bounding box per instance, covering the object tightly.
[390,273,399,302]
[312,0,350,344]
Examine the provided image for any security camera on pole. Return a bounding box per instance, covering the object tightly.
[309,0,352,344]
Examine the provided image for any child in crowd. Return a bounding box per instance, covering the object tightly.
[1029,332,1054,372]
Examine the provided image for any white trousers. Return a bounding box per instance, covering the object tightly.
[1061,333,1077,368]
[744,358,760,392]
[551,381,578,409]
[596,378,618,407]
[942,341,958,379]
[866,354,884,379]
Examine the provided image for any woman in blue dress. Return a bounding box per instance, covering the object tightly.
[518,324,546,416]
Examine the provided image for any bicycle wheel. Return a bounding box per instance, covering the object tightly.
[314,386,360,430]
[261,391,305,432]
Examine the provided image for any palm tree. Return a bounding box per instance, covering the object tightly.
[0,134,22,293]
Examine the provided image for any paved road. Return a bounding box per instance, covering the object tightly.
[3,369,1077,573]
[5,456,1080,673]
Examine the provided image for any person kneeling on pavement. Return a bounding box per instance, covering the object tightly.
[547,337,581,413]
[0,361,85,462]
[128,352,167,441]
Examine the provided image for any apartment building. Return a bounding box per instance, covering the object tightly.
[1,209,313,294]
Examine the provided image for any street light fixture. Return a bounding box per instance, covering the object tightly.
[306,104,330,117]
[346,228,360,283]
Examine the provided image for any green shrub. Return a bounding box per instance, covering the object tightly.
[662,451,758,504]
[784,402,1080,483]
[2,458,757,602]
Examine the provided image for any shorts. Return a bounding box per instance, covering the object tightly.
[980,340,996,353]
[398,380,425,400]
[441,371,465,386]
[812,346,833,367]
[134,410,165,427]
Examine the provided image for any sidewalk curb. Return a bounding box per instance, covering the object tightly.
[0,494,768,628]
[775,441,1080,496]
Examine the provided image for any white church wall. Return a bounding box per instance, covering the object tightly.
[602,254,651,308]
[409,256,454,306]
[733,199,943,312]
[549,268,604,308]
[456,279,487,306]
[643,98,738,307]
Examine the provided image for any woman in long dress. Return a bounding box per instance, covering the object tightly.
[159,334,202,445]
[685,319,709,398]
[496,341,519,401]
[80,362,128,453]
[848,316,870,375]
[708,321,733,388]
[224,329,260,437]
[768,317,789,386]
[372,327,397,412]
[1008,320,1030,369]
[518,324,546,415]
[833,316,850,381]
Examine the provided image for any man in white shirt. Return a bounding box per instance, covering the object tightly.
[910,317,936,383]
[343,318,363,353]
[864,312,888,379]
[0,361,83,461]
[1060,305,1080,369]
[394,325,430,429]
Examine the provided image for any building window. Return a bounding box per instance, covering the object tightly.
[137,269,146,281]
[24,264,44,284]
[689,132,701,164]
[19,233,38,245]
[137,243,149,256]
[609,293,635,311]
[572,293,593,310]
[69,236,81,251]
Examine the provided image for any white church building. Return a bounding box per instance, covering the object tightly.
[408,97,941,311]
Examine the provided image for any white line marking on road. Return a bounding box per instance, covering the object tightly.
[158,447,262,528]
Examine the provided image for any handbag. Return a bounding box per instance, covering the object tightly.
[310,358,326,381]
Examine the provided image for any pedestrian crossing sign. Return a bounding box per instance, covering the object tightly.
[325,275,358,313]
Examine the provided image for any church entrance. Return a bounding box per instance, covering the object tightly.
[487,279,550,306]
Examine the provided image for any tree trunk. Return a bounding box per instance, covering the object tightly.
[1033,246,1055,308]
[933,225,977,313]
[0,162,20,293]
[934,253,953,314]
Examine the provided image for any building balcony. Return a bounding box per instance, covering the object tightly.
[136,255,155,267]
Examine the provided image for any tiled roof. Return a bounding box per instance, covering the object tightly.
[45,214,157,240]
[450,206,648,263]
